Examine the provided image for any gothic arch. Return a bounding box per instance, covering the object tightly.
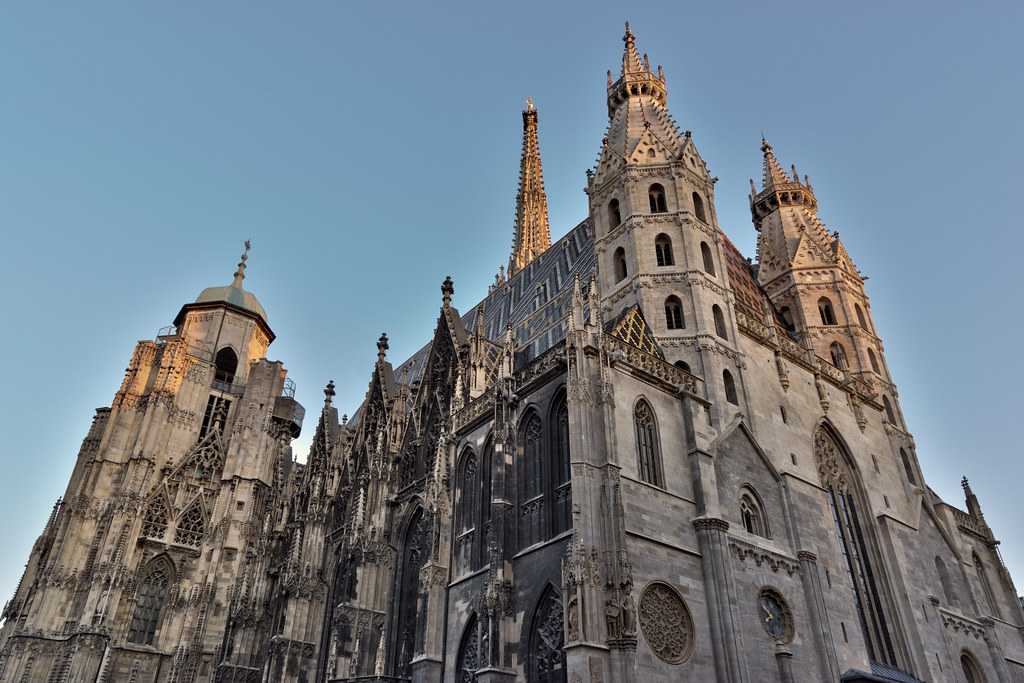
[523,584,566,683]
[813,421,903,667]
[455,613,480,683]
[548,388,571,537]
[128,554,175,645]
[389,502,429,677]
[518,408,546,549]
[633,396,664,488]
[739,485,770,538]
[174,497,207,547]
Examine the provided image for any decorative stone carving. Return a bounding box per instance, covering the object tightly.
[638,582,694,665]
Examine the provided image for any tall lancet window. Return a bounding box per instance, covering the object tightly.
[634,399,664,487]
[455,448,478,574]
[518,412,545,549]
[128,556,173,645]
[655,234,674,266]
[648,183,668,213]
[830,342,848,370]
[477,438,493,570]
[692,192,707,222]
[550,392,571,536]
[393,508,428,677]
[815,425,898,666]
[608,198,621,228]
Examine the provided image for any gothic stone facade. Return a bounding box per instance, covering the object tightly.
[3,23,1024,683]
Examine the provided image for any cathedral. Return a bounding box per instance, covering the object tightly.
[2,23,1023,683]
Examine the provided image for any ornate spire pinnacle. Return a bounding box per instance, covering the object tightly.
[750,138,818,230]
[376,333,389,364]
[760,137,790,191]
[231,239,252,288]
[606,22,667,117]
[508,98,551,276]
[324,380,336,405]
[441,275,454,308]
[622,22,644,76]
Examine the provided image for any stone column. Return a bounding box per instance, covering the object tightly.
[773,642,794,683]
[796,550,839,681]
[693,518,748,683]
[979,617,1012,683]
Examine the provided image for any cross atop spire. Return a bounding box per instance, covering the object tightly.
[231,239,252,288]
[508,98,552,276]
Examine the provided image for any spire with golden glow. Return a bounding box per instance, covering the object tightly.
[508,97,551,276]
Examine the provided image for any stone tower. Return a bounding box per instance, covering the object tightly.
[0,245,307,682]
[586,23,744,418]
[750,139,904,427]
[508,97,552,276]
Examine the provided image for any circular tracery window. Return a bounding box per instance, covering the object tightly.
[639,581,695,664]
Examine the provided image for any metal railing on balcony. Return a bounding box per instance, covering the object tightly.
[282,377,296,398]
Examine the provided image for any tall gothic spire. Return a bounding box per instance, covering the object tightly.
[508,97,551,276]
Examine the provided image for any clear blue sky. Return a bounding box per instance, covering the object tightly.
[1,2,1021,608]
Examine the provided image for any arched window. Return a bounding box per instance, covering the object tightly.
[174,501,205,547]
[899,449,917,485]
[458,449,478,533]
[527,587,567,683]
[867,348,881,374]
[214,347,238,385]
[655,234,674,266]
[393,508,428,677]
[550,393,571,536]
[935,556,959,606]
[830,342,848,370]
[128,557,173,645]
[665,296,685,330]
[961,652,986,683]
[700,241,716,275]
[456,448,479,571]
[882,396,897,425]
[648,183,668,213]
[692,192,706,222]
[608,198,621,228]
[739,488,768,537]
[779,306,796,333]
[613,247,627,283]
[973,551,1000,618]
[674,360,691,374]
[815,425,898,665]
[141,495,169,541]
[713,304,728,339]
[518,412,545,549]
[723,369,738,405]
[818,297,837,326]
[855,303,869,329]
[477,439,493,570]
[456,614,480,683]
[634,400,663,487]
